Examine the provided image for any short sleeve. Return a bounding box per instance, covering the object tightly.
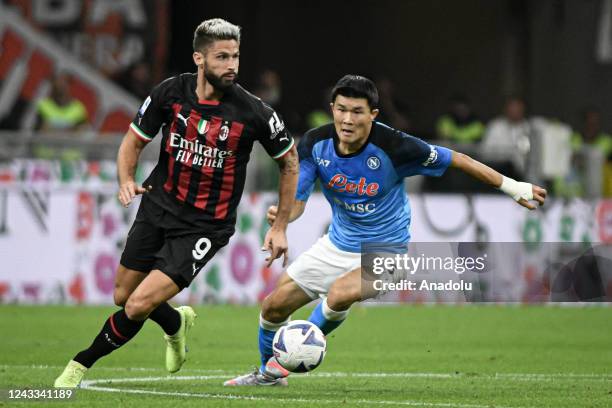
[393,133,452,178]
[257,105,295,159]
[129,79,171,143]
[295,132,318,201]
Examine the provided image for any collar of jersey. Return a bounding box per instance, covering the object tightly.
[198,99,220,105]
[332,126,374,158]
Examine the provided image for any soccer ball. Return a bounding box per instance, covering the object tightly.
[272,320,327,373]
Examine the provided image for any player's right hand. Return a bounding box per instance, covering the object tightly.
[517,184,547,210]
[118,181,152,207]
[266,205,278,226]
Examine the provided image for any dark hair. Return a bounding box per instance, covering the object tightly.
[331,75,379,109]
[193,18,241,53]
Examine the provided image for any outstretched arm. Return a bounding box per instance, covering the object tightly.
[450,151,547,210]
[262,145,299,267]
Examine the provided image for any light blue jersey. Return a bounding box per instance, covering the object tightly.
[296,122,452,252]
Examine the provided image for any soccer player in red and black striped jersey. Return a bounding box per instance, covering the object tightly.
[54,18,298,388]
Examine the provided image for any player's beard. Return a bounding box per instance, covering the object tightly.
[203,63,237,91]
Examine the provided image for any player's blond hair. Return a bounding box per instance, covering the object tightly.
[193,18,241,53]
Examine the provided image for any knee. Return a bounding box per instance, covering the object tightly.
[113,287,130,307]
[124,294,155,321]
[327,282,360,311]
[261,295,290,323]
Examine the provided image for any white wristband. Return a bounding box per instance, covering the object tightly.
[499,176,533,202]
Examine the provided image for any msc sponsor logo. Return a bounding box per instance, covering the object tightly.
[326,174,379,196]
[332,197,376,213]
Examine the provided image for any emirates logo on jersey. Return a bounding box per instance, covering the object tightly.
[170,133,233,169]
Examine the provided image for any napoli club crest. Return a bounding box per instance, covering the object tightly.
[367,156,380,170]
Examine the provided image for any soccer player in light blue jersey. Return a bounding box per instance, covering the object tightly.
[225,75,547,386]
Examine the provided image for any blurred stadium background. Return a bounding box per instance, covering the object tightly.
[0,1,611,406]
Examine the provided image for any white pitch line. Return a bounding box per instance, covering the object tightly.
[79,373,610,408]
[494,373,612,380]
[81,382,517,408]
[4,365,607,408]
[82,375,229,384]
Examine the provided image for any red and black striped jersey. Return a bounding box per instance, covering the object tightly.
[129,73,294,230]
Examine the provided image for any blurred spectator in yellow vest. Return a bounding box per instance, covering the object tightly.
[35,74,88,132]
[571,107,612,196]
[436,94,484,143]
[571,107,612,157]
[306,86,333,130]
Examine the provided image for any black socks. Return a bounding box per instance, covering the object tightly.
[149,302,181,335]
[74,309,144,368]
[72,302,181,368]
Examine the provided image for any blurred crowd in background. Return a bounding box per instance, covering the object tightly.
[1,0,611,198]
[247,69,612,199]
[5,64,609,199]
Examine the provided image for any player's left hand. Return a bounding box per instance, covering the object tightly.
[118,182,152,207]
[262,226,289,267]
[517,184,547,210]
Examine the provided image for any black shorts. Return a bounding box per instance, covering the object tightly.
[120,196,232,289]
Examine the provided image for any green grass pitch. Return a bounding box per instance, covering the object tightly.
[1,305,611,407]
